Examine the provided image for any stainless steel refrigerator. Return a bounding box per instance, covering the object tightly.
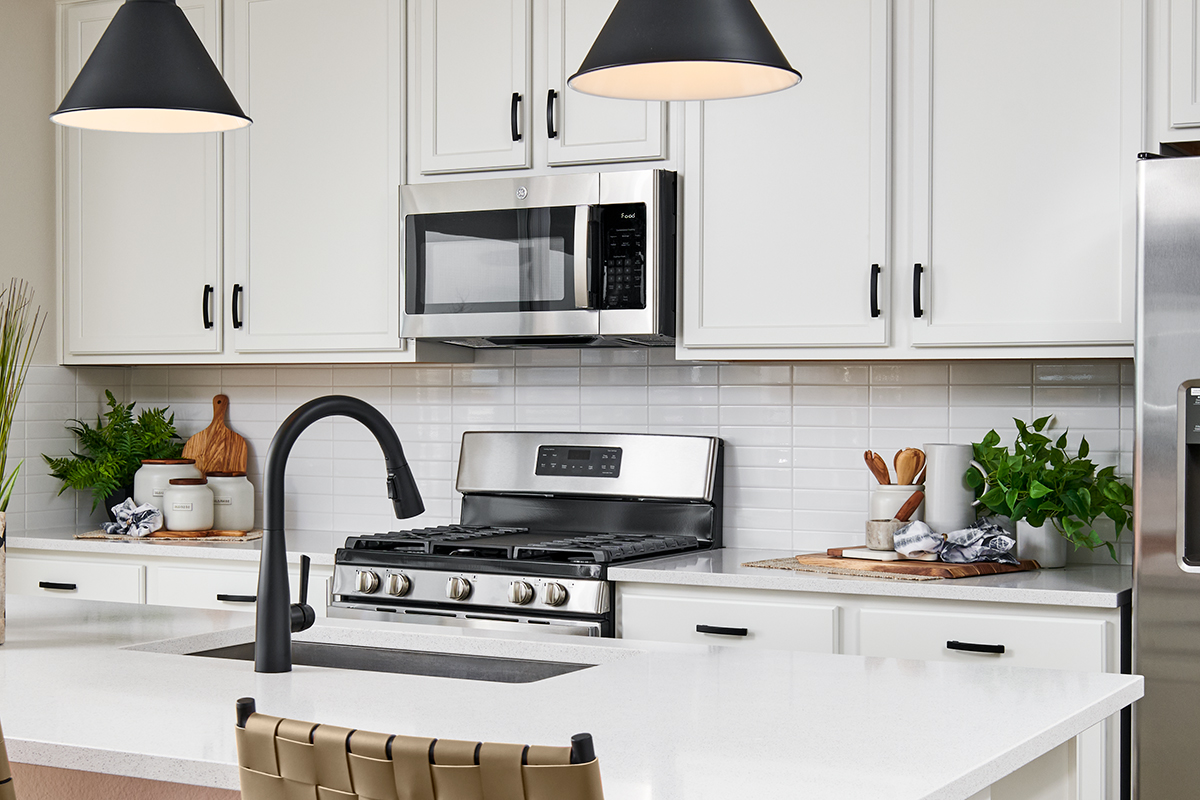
[1134,154,1200,798]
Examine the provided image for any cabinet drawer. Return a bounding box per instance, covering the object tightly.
[146,564,327,616]
[619,587,838,653]
[7,555,143,603]
[859,608,1107,672]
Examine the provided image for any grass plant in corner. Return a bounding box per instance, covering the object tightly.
[968,416,1133,561]
[43,391,184,517]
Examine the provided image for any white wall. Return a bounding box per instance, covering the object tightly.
[0,0,59,365]
[4,354,1133,564]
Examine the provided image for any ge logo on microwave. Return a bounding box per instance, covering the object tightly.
[516,186,528,200]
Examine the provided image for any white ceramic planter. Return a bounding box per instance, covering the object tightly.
[1017,520,1067,568]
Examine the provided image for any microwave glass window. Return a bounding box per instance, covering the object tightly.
[406,207,584,314]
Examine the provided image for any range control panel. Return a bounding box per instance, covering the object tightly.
[535,445,622,478]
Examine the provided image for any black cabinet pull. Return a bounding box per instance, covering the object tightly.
[696,624,748,637]
[232,283,244,329]
[39,581,77,591]
[870,264,881,318]
[946,639,1005,655]
[202,284,214,329]
[912,263,924,318]
[217,593,257,603]
[546,89,558,139]
[510,92,522,142]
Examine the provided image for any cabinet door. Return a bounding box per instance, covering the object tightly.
[61,0,222,356]
[906,0,1141,348]
[7,554,144,603]
[407,0,531,174]
[225,0,402,352]
[680,0,890,349]
[617,584,839,653]
[1170,0,1200,128]
[541,0,666,166]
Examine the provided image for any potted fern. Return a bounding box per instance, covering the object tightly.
[0,280,46,646]
[43,391,184,521]
[968,416,1133,567]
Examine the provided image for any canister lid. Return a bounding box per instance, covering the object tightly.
[206,471,247,478]
[141,458,196,465]
[168,477,208,485]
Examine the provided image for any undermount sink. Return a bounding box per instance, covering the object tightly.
[188,640,593,683]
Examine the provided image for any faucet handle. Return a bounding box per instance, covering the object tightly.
[290,554,315,633]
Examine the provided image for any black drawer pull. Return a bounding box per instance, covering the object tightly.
[870,263,881,318]
[546,89,558,139]
[510,92,522,142]
[202,284,214,329]
[947,639,1005,654]
[217,593,257,603]
[913,263,924,318]
[696,624,748,637]
[39,581,77,591]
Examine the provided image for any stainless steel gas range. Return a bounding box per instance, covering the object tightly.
[329,431,723,636]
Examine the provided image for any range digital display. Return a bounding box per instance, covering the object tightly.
[536,445,622,477]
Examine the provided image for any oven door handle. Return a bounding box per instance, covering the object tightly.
[574,204,593,309]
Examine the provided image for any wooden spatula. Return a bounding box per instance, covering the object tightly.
[181,395,248,475]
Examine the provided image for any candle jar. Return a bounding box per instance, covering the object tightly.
[133,459,202,509]
[206,472,254,531]
[162,478,214,531]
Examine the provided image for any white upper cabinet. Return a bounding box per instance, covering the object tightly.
[60,0,222,357]
[680,0,890,350]
[1169,0,1200,128]
[405,0,667,178]
[905,0,1141,349]
[407,0,532,174]
[224,0,403,352]
[540,0,666,166]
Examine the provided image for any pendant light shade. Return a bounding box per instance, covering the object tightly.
[568,0,800,101]
[51,0,250,133]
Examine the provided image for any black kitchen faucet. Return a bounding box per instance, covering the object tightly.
[255,395,425,673]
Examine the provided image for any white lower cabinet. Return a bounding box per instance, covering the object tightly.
[7,554,144,603]
[7,550,332,617]
[616,583,1126,800]
[618,584,838,653]
[145,563,329,617]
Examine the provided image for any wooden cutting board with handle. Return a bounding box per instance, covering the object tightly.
[181,395,248,475]
[806,550,1038,579]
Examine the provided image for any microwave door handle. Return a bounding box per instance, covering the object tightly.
[574,204,592,309]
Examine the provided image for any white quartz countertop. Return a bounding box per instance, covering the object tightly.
[7,527,337,565]
[609,548,1132,608]
[0,596,1141,799]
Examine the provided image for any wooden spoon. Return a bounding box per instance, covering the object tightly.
[893,490,925,522]
[864,450,890,485]
[871,452,891,485]
[894,448,926,485]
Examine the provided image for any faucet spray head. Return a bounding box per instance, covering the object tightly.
[388,463,425,519]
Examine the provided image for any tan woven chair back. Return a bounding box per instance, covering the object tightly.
[0,719,16,800]
[236,711,604,800]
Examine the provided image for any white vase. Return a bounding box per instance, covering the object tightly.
[1017,519,1067,568]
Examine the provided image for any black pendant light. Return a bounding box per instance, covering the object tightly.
[50,0,250,133]
[568,0,800,101]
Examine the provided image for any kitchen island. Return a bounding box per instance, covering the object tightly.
[0,595,1141,799]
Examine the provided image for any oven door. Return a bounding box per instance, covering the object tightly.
[402,174,600,340]
[329,602,607,637]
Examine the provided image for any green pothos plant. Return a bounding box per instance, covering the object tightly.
[968,416,1133,561]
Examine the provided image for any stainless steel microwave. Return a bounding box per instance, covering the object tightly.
[400,170,676,347]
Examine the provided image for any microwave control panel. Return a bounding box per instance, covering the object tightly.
[599,204,646,310]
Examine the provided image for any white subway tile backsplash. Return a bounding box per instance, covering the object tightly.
[3,358,1133,565]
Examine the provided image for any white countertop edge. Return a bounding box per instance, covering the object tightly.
[925,678,1142,800]
[7,741,238,790]
[7,529,336,566]
[609,549,1132,608]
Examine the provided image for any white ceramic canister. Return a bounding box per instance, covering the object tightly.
[206,471,254,531]
[134,459,202,508]
[162,477,214,531]
[922,443,986,533]
[868,484,925,522]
